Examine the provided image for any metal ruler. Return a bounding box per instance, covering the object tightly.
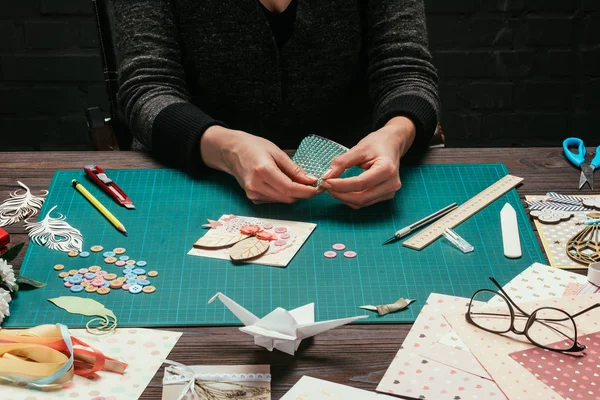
[403,174,524,250]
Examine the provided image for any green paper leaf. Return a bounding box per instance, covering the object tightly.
[48,296,116,320]
[16,275,46,288]
[0,242,24,263]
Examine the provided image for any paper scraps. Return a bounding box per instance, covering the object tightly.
[24,205,83,252]
[209,292,367,355]
[0,324,127,390]
[162,362,271,400]
[282,376,394,400]
[529,208,573,224]
[526,192,594,212]
[48,296,117,334]
[0,181,47,227]
[582,196,600,209]
[189,215,316,267]
[0,327,181,400]
[360,298,415,316]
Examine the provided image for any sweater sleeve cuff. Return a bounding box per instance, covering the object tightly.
[152,102,227,176]
[373,95,438,157]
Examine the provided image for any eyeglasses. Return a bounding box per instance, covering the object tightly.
[466,277,600,355]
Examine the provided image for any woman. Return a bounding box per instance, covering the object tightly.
[113,0,439,209]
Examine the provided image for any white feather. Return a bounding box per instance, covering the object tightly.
[0,181,48,227]
[24,205,83,252]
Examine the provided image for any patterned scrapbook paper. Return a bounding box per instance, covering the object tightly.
[509,331,600,400]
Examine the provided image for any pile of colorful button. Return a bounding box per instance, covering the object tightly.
[55,245,158,295]
[324,243,356,259]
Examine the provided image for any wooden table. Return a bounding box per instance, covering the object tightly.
[0,149,589,399]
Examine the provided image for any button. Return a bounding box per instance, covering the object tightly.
[68,269,78,276]
[63,276,72,282]
[102,281,110,288]
[88,266,101,272]
[53,264,65,271]
[275,227,287,233]
[104,257,117,264]
[113,247,126,255]
[142,286,156,294]
[343,251,357,258]
[126,278,138,285]
[132,268,145,275]
[109,280,123,289]
[79,251,90,258]
[263,223,273,230]
[115,260,126,267]
[90,245,104,252]
[85,285,98,293]
[104,273,117,280]
[81,281,90,287]
[91,279,105,287]
[58,272,69,278]
[274,239,286,246]
[102,251,116,258]
[136,279,150,287]
[118,255,129,261]
[70,285,84,293]
[125,260,136,265]
[78,268,89,274]
[124,273,137,280]
[135,260,147,267]
[280,233,291,239]
[332,243,346,251]
[68,251,78,257]
[95,271,107,277]
[147,271,158,277]
[122,284,132,291]
[70,277,83,284]
[324,251,337,258]
[72,273,83,279]
[97,287,111,295]
[85,273,96,280]
[129,285,142,294]
[64,282,74,288]
[136,275,147,280]
[122,268,133,274]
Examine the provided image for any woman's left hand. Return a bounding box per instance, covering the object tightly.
[320,116,416,209]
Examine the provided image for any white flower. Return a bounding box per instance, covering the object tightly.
[0,288,10,325]
[0,288,11,305]
[0,258,17,289]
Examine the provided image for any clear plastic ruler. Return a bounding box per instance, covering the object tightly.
[403,174,524,250]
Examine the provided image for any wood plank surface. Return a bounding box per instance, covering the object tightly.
[0,149,590,399]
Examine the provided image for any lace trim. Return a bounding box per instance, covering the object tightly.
[163,367,272,385]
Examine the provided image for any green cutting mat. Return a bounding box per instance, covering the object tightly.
[6,164,545,328]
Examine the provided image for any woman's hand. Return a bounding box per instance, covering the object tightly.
[200,126,318,204]
[320,117,416,209]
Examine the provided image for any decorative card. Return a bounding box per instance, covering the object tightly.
[376,293,505,399]
[162,364,271,400]
[188,215,316,267]
[527,195,598,269]
[509,331,600,400]
[282,376,394,399]
[444,295,600,400]
[0,328,182,400]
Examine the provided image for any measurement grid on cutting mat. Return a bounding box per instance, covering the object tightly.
[7,164,545,328]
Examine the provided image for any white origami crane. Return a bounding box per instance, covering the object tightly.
[208,292,368,355]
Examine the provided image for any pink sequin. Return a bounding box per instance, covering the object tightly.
[275,239,287,246]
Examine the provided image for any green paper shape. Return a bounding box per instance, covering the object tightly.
[0,242,24,263]
[16,275,46,288]
[48,296,117,333]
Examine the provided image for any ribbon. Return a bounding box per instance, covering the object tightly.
[240,225,278,241]
[0,324,127,390]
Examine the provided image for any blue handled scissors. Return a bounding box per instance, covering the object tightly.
[562,137,600,190]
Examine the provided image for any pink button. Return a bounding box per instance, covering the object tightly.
[275,227,287,233]
[332,243,346,251]
[78,268,89,274]
[324,251,337,258]
[275,239,287,246]
[122,284,131,290]
[263,223,273,230]
[115,260,126,267]
[280,233,291,239]
[91,279,105,287]
[64,282,73,288]
[95,271,107,276]
[343,251,357,258]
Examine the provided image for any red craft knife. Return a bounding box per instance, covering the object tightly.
[0,228,9,255]
[84,165,135,209]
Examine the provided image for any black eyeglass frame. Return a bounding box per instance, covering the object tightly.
[466,277,600,354]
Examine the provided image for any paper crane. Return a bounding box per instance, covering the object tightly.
[208,292,368,355]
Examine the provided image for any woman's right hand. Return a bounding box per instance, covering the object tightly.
[200,126,319,204]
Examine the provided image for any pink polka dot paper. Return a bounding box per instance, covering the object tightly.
[509,331,600,400]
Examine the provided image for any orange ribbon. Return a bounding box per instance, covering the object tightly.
[240,225,278,241]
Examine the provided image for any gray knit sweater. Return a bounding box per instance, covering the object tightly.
[112,0,440,174]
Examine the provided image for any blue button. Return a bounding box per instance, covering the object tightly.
[122,268,133,275]
[132,268,145,275]
[136,279,150,287]
[124,273,137,280]
[135,260,147,267]
[63,276,71,282]
[70,277,83,284]
[119,255,130,261]
[102,251,116,258]
[72,274,83,280]
[70,285,84,293]
[126,278,138,285]
[84,273,96,280]
[79,251,90,258]
[102,281,110,287]
[129,284,142,294]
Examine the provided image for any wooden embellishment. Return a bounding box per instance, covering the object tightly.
[193,232,248,249]
[566,224,600,265]
[530,209,573,224]
[229,237,270,261]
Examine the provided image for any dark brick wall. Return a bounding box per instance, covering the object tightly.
[0,0,598,150]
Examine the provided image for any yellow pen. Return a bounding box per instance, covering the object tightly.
[72,179,127,235]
